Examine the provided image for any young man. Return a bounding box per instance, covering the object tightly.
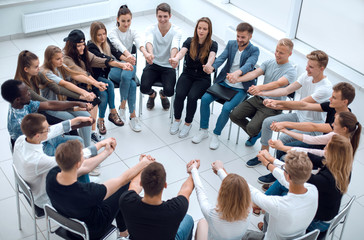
[229,38,297,148]
[46,140,155,239]
[247,50,332,183]
[192,22,259,150]
[119,162,194,240]
[13,113,111,208]
[141,3,182,110]
[1,79,92,150]
[211,150,318,240]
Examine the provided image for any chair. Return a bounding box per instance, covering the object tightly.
[44,204,117,240]
[294,229,320,240]
[318,195,356,240]
[13,164,45,240]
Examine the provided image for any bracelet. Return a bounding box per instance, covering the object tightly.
[266,162,271,170]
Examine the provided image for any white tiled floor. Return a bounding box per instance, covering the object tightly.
[0,14,363,240]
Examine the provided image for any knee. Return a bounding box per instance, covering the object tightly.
[221,104,233,114]
[163,87,174,97]
[262,118,271,130]
[140,83,150,94]
[200,94,211,106]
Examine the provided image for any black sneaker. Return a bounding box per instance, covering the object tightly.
[147,90,156,110]
[246,157,261,168]
[261,183,272,192]
[258,173,276,184]
[91,132,104,143]
[159,90,170,110]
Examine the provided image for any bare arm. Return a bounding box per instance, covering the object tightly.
[77,145,111,177]
[169,47,188,68]
[259,81,301,97]
[38,100,88,112]
[177,175,194,202]
[237,68,264,83]
[270,121,332,133]
[249,76,290,96]
[128,172,143,194]
[102,156,153,200]
[264,99,324,111]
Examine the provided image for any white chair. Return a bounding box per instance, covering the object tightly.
[44,204,117,240]
[318,195,356,240]
[13,164,44,240]
[294,229,320,240]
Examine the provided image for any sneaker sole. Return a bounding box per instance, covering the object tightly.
[257,178,276,184]
[179,133,188,138]
[209,145,219,150]
[192,135,208,144]
[245,162,261,168]
[170,130,179,135]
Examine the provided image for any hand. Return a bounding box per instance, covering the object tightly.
[270,121,286,132]
[168,57,179,69]
[186,160,200,173]
[202,64,214,74]
[140,154,155,163]
[211,160,224,175]
[247,85,262,96]
[80,91,95,101]
[73,102,93,111]
[268,139,284,150]
[102,137,117,150]
[125,55,136,65]
[226,71,240,84]
[258,149,274,163]
[104,142,116,155]
[95,81,108,91]
[120,62,134,71]
[144,52,154,65]
[71,116,93,126]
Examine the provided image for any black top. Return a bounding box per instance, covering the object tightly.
[46,167,108,238]
[307,158,343,221]
[87,38,123,80]
[182,37,218,78]
[119,190,188,240]
[320,102,336,129]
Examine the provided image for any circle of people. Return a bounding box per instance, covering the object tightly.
[1,2,361,240]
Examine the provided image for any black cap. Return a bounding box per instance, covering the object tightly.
[63,29,85,43]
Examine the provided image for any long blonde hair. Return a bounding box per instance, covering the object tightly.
[216,174,251,222]
[90,21,111,56]
[325,134,353,193]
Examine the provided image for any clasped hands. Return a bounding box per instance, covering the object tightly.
[185,159,225,175]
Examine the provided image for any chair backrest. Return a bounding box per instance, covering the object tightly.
[323,195,356,240]
[44,204,89,240]
[13,164,34,207]
[295,229,320,240]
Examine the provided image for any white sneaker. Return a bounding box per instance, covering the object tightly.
[192,129,208,144]
[179,124,192,138]
[89,176,101,183]
[209,134,220,150]
[170,120,181,135]
[89,166,100,176]
[129,117,142,132]
[118,107,127,123]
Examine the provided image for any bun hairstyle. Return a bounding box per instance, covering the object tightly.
[116,5,132,27]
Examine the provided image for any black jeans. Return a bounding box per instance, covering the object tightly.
[140,63,176,96]
[174,72,211,123]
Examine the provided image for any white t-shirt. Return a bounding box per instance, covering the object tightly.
[296,72,332,122]
[225,49,244,89]
[192,168,250,240]
[13,120,96,208]
[218,167,317,239]
[109,27,144,55]
[145,23,182,68]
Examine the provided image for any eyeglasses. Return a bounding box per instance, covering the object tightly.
[39,127,50,134]
[280,164,289,175]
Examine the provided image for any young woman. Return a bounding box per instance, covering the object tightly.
[89,20,141,132]
[187,160,251,240]
[15,50,93,147]
[258,134,353,233]
[108,5,150,132]
[63,29,133,139]
[270,111,362,157]
[169,17,217,138]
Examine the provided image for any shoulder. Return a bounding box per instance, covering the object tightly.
[166,195,189,209]
[47,166,61,181]
[247,42,259,52]
[120,190,140,204]
[28,100,40,110]
[320,101,331,111]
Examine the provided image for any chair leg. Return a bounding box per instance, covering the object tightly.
[236,127,240,144]
[228,121,232,140]
[45,217,51,240]
[138,91,143,118]
[210,101,214,115]
[15,185,21,230]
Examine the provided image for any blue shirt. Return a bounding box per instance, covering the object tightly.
[7,100,40,141]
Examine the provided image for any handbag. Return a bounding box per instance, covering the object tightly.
[206,83,238,101]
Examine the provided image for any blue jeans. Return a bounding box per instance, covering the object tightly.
[265,180,288,196]
[307,219,330,232]
[97,77,116,118]
[175,214,194,240]
[43,135,90,183]
[109,67,137,113]
[45,110,92,147]
[200,82,247,135]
